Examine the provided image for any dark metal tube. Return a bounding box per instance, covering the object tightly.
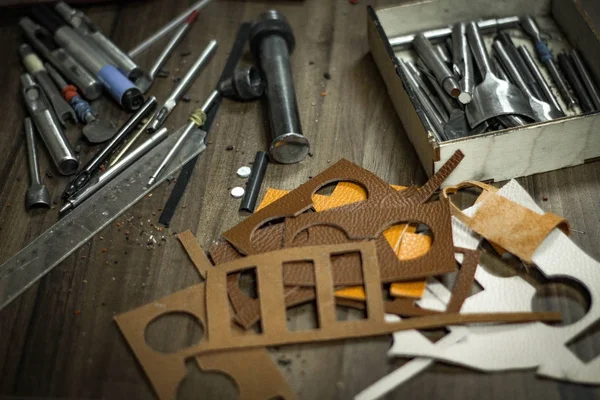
[558,53,594,113]
[250,11,309,164]
[240,151,269,213]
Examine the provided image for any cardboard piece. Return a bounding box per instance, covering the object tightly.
[362,180,600,399]
[443,181,570,263]
[178,230,211,279]
[114,283,295,400]
[174,242,559,356]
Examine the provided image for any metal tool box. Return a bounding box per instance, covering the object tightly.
[368,0,600,185]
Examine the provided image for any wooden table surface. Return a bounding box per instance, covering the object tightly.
[1,0,599,399]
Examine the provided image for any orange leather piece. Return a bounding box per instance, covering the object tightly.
[257,185,431,299]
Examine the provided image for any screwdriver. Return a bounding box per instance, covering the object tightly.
[45,62,115,143]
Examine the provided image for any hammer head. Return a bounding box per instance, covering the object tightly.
[26,183,51,211]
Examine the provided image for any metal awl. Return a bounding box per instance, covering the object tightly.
[147,40,217,133]
[137,10,200,93]
[148,90,219,185]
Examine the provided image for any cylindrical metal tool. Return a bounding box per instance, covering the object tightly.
[240,151,269,213]
[494,40,562,122]
[435,43,451,65]
[32,5,144,112]
[451,23,474,104]
[410,61,449,121]
[55,2,142,81]
[128,0,213,58]
[137,10,199,93]
[414,33,461,99]
[558,53,594,113]
[20,44,76,126]
[147,40,217,132]
[496,32,545,101]
[249,10,310,164]
[389,16,520,49]
[148,90,219,185]
[518,46,563,115]
[492,57,529,128]
[60,127,169,214]
[21,73,79,176]
[571,49,600,111]
[149,11,199,81]
[400,60,445,141]
[24,117,51,210]
[520,15,577,110]
[63,96,158,198]
[19,17,102,100]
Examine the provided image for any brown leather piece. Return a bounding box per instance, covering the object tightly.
[443,181,570,264]
[284,199,456,281]
[222,158,401,255]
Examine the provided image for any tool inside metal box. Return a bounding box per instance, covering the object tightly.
[368,0,600,185]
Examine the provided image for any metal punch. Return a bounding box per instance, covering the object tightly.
[558,53,594,113]
[55,2,142,81]
[20,44,76,126]
[518,46,564,115]
[21,73,79,176]
[465,22,535,128]
[414,33,461,99]
[24,118,51,210]
[493,40,562,122]
[452,22,474,105]
[19,17,102,100]
[147,40,217,133]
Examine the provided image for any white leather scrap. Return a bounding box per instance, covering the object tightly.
[355,180,600,400]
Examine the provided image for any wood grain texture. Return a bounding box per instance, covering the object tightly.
[0,0,599,399]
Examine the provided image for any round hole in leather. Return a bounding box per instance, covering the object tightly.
[145,311,205,353]
[531,277,591,327]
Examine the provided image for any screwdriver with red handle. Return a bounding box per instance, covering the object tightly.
[45,62,115,143]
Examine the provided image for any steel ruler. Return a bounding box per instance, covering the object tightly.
[0,127,207,310]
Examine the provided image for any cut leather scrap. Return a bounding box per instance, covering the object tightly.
[222,151,463,256]
[283,198,456,282]
[442,181,570,264]
[178,230,211,279]
[259,187,429,299]
[336,297,441,317]
[373,179,598,391]
[173,241,560,357]
[115,283,295,400]
[222,159,397,255]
